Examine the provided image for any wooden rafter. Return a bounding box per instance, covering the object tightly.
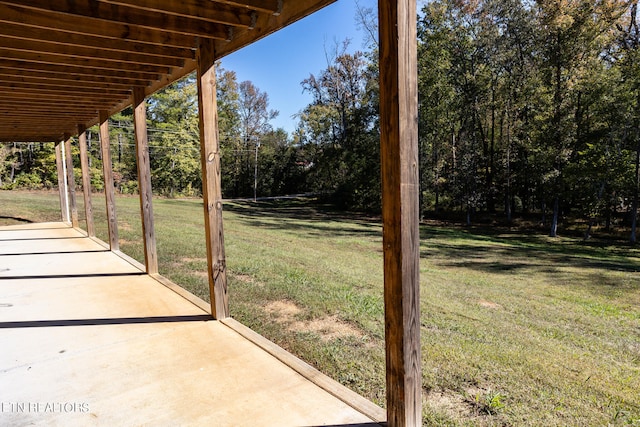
[0,68,149,88]
[103,0,257,28]
[0,80,132,96]
[0,22,195,60]
[0,38,186,68]
[0,3,197,48]
[0,0,340,143]
[0,48,170,75]
[0,0,233,39]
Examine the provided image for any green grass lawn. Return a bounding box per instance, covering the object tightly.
[1,190,639,426]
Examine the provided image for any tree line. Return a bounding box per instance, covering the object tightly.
[418,0,640,240]
[1,0,639,239]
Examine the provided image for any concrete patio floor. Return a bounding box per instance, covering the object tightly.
[0,222,385,426]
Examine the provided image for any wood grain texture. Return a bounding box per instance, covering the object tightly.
[0,21,194,60]
[63,135,79,228]
[99,110,119,251]
[54,142,69,223]
[197,38,228,319]
[103,0,255,28]
[0,1,228,41]
[132,87,158,275]
[0,1,339,143]
[378,0,422,426]
[77,124,95,237]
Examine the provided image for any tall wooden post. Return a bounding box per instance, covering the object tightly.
[63,134,79,228]
[99,110,119,251]
[55,142,70,223]
[78,124,95,237]
[196,38,228,319]
[133,87,159,275]
[379,0,422,425]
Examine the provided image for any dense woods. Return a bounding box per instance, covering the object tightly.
[2,0,639,237]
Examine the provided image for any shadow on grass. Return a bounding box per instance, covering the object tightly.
[223,199,382,238]
[0,215,33,224]
[420,226,640,279]
[223,199,639,291]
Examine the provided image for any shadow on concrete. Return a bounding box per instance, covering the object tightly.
[0,314,212,328]
[0,272,146,280]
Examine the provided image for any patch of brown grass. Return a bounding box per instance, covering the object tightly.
[265,300,365,342]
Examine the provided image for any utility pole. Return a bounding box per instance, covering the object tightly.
[254,138,260,202]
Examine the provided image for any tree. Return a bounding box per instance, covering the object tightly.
[535,0,627,236]
[237,80,279,199]
[614,1,640,242]
[298,42,380,210]
[147,75,201,197]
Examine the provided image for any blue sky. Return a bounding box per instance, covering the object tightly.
[219,0,375,135]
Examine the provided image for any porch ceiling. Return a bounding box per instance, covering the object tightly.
[0,0,336,143]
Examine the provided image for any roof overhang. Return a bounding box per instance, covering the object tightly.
[0,0,337,143]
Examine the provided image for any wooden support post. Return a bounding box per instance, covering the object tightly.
[78,124,95,237]
[99,110,119,251]
[132,87,159,275]
[63,134,79,228]
[55,142,70,223]
[196,38,228,319]
[379,0,422,426]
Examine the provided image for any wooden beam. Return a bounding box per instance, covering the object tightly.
[212,0,336,62]
[63,134,79,228]
[0,0,231,40]
[216,0,282,15]
[0,48,169,75]
[1,59,160,82]
[0,135,63,143]
[0,67,150,88]
[0,113,96,122]
[0,79,131,96]
[197,38,229,319]
[1,88,125,102]
[78,124,95,237]
[378,0,422,426]
[0,37,185,68]
[0,21,195,60]
[99,110,119,251]
[132,87,158,275]
[55,142,70,223]
[104,0,255,28]
[0,3,198,48]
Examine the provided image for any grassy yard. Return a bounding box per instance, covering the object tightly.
[1,190,639,426]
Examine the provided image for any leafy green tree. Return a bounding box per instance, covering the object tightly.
[298,43,380,210]
[535,0,627,236]
[237,80,279,199]
[216,66,243,197]
[255,128,306,197]
[147,75,201,197]
[613,1,640,241]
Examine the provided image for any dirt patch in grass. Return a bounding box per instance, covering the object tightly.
[425,389,475,419]
[233,273,263,286]
[190,270,208,279]
[425,386,508,425]
[265,300,365,341]
[478,299,503,310]
[291,315,365,341]
[181,257,207,263]
[265,300,303,321]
